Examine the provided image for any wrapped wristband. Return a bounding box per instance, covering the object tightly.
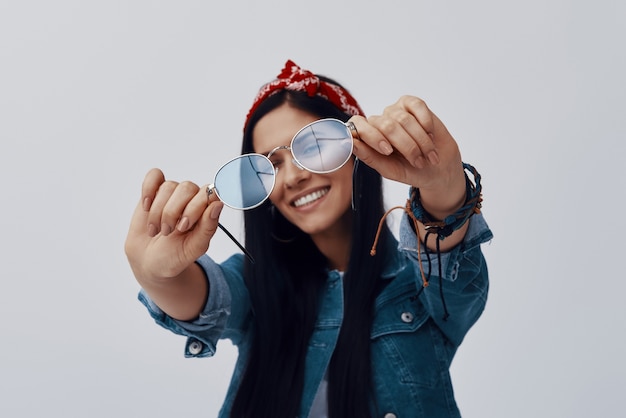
[410,162,483,240]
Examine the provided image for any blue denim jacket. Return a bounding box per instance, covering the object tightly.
[140,213,492,418]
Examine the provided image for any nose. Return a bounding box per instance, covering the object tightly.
[280,157,309,188]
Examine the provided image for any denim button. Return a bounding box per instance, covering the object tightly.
[401,312,414,323]
[188,340,203,355]
[384,413,397,418]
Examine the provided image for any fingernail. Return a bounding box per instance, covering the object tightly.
[147,223,158,237]
[161,223,172,236]
[177,217,189,232]
[143,197,152,211]
[427,151,440,165]
[379,141,393,155]
[210,203,223,220]
[414,156,425,169]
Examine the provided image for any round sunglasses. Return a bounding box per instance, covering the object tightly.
[206,118,356,263]
[208,118,355,210]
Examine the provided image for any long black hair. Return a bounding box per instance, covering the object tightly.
[229,79,392,418]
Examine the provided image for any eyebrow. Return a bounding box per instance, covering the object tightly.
[263,145,291,158]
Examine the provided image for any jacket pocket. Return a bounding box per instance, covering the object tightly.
[371,293,445,389]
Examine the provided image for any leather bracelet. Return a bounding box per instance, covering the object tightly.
[410,162,483,240]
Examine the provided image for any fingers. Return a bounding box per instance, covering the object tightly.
[174,198,223,265]
[127,168,166,239]
[146,180,181,236]
[385,97,439,165]
[392,95,436,136]
[141,168,166,211]
[175,185,221,233]
[150,182,221,237]
[192,199,223,244]
[135,165,225,239]
[159,181,202,235]
[137,167,219,237]
[349,115,394,156]
[351,96,441,169]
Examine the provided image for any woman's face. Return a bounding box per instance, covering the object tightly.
[252,103,354,238]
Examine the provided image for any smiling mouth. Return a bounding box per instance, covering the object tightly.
[293,187,330,208]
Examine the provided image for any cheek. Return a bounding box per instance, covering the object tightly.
[333,163,355,188]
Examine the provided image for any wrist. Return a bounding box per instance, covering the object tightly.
[416,166,467,220]
[410,162,483,240]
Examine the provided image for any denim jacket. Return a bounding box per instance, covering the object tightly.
[140,213,492,418]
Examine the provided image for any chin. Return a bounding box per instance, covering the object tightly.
[291,221,326,235]
[296,210,352,237]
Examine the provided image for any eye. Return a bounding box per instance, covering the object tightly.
[269,157,283,169]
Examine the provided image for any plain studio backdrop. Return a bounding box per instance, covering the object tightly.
[1,1,624,417]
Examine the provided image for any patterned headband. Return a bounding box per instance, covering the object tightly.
[243,59,365,132]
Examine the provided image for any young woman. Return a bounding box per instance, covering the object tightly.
[125,60,493,418]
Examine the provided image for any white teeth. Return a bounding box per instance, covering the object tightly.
[293,188,329,207]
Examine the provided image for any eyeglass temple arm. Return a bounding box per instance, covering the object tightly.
[217,222,255,264]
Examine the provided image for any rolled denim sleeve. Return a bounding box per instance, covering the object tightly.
[399,212,493,346]
[138,253,247,358]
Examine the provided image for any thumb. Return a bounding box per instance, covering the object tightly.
[352,137,382,171]
[182,201,224,259]
[352,138,406,182]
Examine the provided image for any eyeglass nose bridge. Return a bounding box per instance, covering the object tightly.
[267,145,304,170]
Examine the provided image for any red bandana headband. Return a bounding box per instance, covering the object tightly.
[244,59,365,132]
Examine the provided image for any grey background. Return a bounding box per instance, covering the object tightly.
[1,1,624,417]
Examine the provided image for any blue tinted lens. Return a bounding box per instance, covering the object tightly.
[214,154,275,209]
[291,119,353,173]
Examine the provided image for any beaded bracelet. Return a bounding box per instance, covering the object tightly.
[410,162,483,240]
